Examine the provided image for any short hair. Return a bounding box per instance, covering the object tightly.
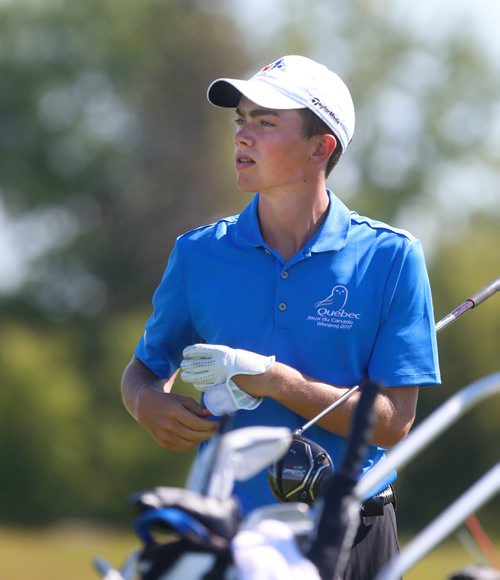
[298,108,344,177]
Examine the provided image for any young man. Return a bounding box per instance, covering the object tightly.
[122,55,441,577]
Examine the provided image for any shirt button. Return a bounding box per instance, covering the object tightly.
[280,271,289,279]
[278,302,287,311]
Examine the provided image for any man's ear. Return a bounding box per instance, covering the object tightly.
[311,133,337,165]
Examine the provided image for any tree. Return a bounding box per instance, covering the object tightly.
[0,0,250,523]
[0,0,250,317]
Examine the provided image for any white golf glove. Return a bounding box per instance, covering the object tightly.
[181,344,275,389]
[203,380,262,416]
[180,344,275,415]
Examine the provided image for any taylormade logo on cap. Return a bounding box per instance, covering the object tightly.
[311,97,341,126]
[207,55,355,151]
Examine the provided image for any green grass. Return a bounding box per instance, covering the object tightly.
[0,522,139,580]
[402,538,495,579]
[0,523,497,579]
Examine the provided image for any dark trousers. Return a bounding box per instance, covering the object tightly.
[342,502,399,580]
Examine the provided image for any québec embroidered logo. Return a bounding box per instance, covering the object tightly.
[314,285,348,310]
[307,285,361,330]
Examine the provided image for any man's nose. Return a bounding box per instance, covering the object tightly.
[234,125,253,147]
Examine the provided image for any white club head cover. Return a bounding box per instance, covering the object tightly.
[205,426,292,500]
[204,380,262,416]
[232,519,321,580]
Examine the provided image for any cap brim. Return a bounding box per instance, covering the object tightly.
[207,78,304,110]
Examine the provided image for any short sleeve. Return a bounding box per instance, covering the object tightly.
[368,239,441,387]
[134,242,201,378]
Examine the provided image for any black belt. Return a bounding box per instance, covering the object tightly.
[360,485,396,517]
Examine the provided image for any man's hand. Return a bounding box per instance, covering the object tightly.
[121,358,219,452]
[180,344,275,389]
[136,389,219,452]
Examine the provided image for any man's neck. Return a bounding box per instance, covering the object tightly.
[257,185,330,262]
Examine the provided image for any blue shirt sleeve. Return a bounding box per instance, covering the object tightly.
[134,241,201,378]
[368,238,441,387]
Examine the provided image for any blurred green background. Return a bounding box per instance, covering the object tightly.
[0,0,498,575]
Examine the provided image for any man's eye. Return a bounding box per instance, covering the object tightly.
[234,118,245,126]
[261,120,275,127]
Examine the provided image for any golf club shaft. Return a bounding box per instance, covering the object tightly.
[295,385,360,435]
[435,276,499,332]
[297,277,500,435]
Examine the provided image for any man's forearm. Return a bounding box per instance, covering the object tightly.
[234,362,418,447]
[234,363,355,435]
[121,357,167,420]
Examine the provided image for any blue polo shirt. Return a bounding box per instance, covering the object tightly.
[135,190,440,513]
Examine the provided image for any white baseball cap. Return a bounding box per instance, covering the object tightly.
[207,55,355,151]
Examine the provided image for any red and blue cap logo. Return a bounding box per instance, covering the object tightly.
[259,58,285,75]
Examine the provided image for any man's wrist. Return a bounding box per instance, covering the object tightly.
[129,384,146,422]
[232,367,275,399]
[132,382,166,423]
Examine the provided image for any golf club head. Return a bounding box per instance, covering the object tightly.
[186,426,292,500]
[207,426,292,499]
[268,433,334,506]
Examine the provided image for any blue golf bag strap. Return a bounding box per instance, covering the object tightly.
[135,507,211,546]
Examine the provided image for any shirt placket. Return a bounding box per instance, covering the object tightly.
[274,250,310,330]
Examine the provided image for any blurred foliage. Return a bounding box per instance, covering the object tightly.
[0,311,197,523]
[238,0,500,234]
[0,0,498,532]
[0,0,246,524]
[398,214,500,532]
[0,0,249,316]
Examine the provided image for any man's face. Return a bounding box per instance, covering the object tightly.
[233,97,317,194]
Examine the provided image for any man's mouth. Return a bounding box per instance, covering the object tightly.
[235,155,255,168]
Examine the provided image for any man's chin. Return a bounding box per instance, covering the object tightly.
[235,177,257,193]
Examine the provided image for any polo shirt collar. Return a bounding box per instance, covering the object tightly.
[236,190,350,253]
[235,194,262,248]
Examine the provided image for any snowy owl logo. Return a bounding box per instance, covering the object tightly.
[314,285,349,310]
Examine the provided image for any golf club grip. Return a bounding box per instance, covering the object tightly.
[306,379,381,579]
[469,277,500,307]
